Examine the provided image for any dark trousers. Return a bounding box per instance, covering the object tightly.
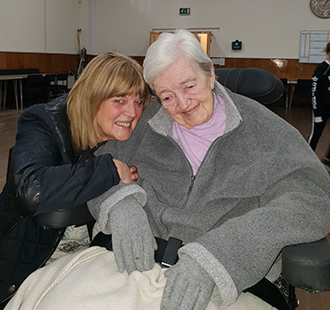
[309,110,330,158]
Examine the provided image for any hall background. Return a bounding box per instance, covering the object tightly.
[0,0,329,80]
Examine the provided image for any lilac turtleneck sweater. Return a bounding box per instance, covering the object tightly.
[172,93,226,174]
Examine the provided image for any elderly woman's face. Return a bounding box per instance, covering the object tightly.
[153,57,215,129]
[95,94,143,142]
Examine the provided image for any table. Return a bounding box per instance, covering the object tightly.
[0,74,27,110]
[286,79,297,108]
[0,73,74,110]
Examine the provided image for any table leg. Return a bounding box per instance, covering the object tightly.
[19,80,23,110]
[12,80,24,110]
[285,85,289,108]
[288,84,296,108]
[3,81,8,110]
[286,82,297,108]
[0,81,2,109]
[13,80,19,110]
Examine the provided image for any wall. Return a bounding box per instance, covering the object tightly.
[0,0,83,54]
[0,0,87,73]
[93,0,330,59]
[0,0,328,78]
[0,0,45,53]
[45,0,82,54]
[1,0,329,58]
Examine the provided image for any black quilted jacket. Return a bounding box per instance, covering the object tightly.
[0,95,120,307]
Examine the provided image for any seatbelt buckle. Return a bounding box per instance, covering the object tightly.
[161,237,183,267]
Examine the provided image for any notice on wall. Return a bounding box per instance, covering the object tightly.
[299,30,330,63]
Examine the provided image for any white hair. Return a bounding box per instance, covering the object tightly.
[143,29,214,90]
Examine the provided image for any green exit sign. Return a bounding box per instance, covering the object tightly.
[179,8,190,15]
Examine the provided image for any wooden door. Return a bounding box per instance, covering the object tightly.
[149,31,212,57]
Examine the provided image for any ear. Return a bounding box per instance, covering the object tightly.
[209,69,216,90]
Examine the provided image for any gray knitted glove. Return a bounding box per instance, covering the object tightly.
[161,256,215,310]
[109,196,157,274]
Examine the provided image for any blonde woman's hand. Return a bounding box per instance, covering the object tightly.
[113,159,139,183]
[129,165,139,182]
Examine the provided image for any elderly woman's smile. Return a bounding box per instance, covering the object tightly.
[153,57,215,129]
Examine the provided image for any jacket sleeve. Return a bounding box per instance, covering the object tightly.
[8,110,120,216]
[311,64,324,118]
[87,183,147,233]
[181,164,330,308]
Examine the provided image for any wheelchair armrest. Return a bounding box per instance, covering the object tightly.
[214,67,284,104]
[37,204,94,229]
[282,237,330,292]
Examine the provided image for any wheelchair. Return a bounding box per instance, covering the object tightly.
[13,68,330,310]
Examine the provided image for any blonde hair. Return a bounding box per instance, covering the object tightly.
[67,52,149,151]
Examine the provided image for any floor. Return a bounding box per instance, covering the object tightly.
[0,109,21,188]
[0,102,330,310]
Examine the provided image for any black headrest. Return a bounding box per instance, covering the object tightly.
[214,68,284,104]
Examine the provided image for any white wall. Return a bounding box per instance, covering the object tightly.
[93,0,330,58]
[79,0,93,54]
[45,0,81,54]
[0,0,329,58]
[0,0,82,54]
[0,0,45,53]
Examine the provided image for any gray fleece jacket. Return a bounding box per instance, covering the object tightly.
[89,82,330,308]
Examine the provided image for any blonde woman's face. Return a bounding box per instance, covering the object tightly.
[95,94,143,142]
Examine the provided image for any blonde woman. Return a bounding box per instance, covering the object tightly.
[0,52,149,307]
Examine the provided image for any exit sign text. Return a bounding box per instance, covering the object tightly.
[179,8,190,15]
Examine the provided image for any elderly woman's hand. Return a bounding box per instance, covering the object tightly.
[109,196,157,274]
[161,256,215,310]
[113,159,139,183]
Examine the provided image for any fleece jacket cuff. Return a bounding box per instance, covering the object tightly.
[98,184,147,233]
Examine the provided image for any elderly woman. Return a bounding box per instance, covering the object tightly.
[87,30,330,309]
[5,31,330,310]
[0,52,149,307]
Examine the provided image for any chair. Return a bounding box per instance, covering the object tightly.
[30,68,328,310]
[54,73,68,97]
[25,74,44,107]
[280,78,288,107]
[0,80,8,110]
[282,237,330,309]
[37,205,95,229]
[67,72,76,91]
[289,79,312,108]
[25,68,40,74]
[215,69,330,308]
[38,69,284,227]
[43,74,57,102]
[0,69,32,110]
[214,68,284,104]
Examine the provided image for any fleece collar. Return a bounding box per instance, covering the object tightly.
[148,81,242,137]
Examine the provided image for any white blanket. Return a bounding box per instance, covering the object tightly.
[5,247,276,310]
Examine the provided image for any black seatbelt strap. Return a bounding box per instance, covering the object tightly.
[90,232,182,267]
